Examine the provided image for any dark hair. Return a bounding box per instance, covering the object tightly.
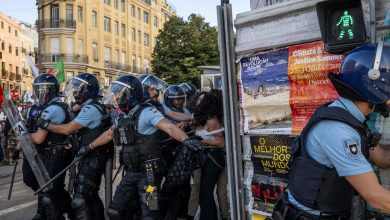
[192,89,223,127]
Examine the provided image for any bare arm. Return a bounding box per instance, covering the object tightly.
[166,111,192,122]
[156,118,188,142]
[201,133,225,148]
[30,129,49,145]
[46,120,84,136]
[369,144,390,168]
[346,172,390,213]
[89,125,115,149]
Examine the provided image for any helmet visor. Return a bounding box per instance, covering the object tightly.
[32,83,54,106]
[102,81,132,108]
[141,75,168,99]
[63,77,89,104]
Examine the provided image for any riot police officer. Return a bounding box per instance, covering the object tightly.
[272,43,390,219]
[163,85,191,118]
[38,73,113,220]
[30,74,75,219]
[77,75,203,220]
[179,82,197,102]
[138,74,192,122]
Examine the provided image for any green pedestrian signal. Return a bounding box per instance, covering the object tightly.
[316,0,367,54]
[336,10,355,40]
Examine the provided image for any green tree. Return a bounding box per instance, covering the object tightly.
[152,14,219,87]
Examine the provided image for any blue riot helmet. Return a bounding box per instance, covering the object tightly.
[164,85,186,110]
[329,42,390,105]
[138,74,168,100]
[32,74,60,106]
[179,82,197,100]
[102,75,144,112]
[63,73,99,105]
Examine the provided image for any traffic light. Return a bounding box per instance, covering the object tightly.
[316,0,367,54]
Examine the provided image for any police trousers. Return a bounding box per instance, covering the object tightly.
[42,146,74,219]
[109,171,162,220]
[74,149,110,220]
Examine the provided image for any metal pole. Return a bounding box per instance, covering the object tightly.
[217,3,245,220]
[369,0,376,42]
[105,158,113,220]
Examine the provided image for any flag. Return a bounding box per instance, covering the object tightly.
[26,53,39,77]
[0,85,4,108]
[49,60,65,84]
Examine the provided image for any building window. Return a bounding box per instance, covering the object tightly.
[0,52,2,60]
[131,5,136,17]
[9,44,12,54]
[114,49,119,62]
[104,47,111,61]
[66,38,74,54]
[78,39,83,54]
[143,11,149,24]
[137,8,141,20]
[78,6,83,22]
[121,24,126,37]
[1,21,3,29]
[104,0,110,5]
[121,0,125,12]
[1,42,4,50]
[137,30,141,44]
[66,4,73,20]
[92,11,97,27]
[114,0,118,9]
[104,17,111,32]
[144,33,149,46]
[121,51,126,64]
[114,21,119,35]
[92,43,98,62]
[132,28,136,42]
[9,64,13,72]
[16,66,19,75]
[15,47,18,56]
[8,26,11,33]
[15,30,18,37]
[153,16,158,27]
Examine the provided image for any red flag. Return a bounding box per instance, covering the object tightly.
[0,85,4,109]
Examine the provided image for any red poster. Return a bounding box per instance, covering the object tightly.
[288,42,343,134]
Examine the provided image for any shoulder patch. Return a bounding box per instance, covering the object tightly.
[343,139,361,159]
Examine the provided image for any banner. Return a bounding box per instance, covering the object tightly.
[249,135,295,213]
[239,41,344,134]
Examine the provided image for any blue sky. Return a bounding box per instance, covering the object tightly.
[0,0,250,26]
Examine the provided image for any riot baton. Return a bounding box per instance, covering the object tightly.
[112,164,123,184]
[8,160,18,200]
[160,131,196,145]
[35,154,86,195]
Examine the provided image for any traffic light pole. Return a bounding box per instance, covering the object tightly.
[217,3,246,220]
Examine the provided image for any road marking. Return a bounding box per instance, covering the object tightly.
[0,200,37,216]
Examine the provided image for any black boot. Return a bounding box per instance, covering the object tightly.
[32,193,46,220]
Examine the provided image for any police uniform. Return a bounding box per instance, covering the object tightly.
[276,97,373,219]
[39,100,75,219]
[72,100,113,220]
[108,104,165,220]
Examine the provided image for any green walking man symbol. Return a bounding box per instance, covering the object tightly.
[336,10,355,40]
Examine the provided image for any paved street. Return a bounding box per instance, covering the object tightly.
[0,153,121,220]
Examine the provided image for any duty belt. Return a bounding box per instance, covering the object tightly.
[43,145,69,158]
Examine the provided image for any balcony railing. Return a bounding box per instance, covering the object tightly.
[131,66,148,74]
[9,72,15,81]
[16,72,22,82]
[38,19,76,29]
[140,0,151,5]
[40,53,89,64]
[1,70,8,79]
[104,61,132,71]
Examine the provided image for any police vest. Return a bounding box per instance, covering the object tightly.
[36,102,72,148]
[114,104,162,170]
[150,100,165,116]
[288,103,371,215]
[78,101,113,150]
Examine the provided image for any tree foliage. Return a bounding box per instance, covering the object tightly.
[152,14,219,87]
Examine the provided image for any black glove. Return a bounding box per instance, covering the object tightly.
[12,149,21,161]
[77,145,94,157]
[182,138,203,151]
[36,118,50,129]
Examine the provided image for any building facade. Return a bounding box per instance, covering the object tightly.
[37,0,176,88]
[0,13,37,96]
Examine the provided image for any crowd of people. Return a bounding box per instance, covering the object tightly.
[9,72,227,220]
